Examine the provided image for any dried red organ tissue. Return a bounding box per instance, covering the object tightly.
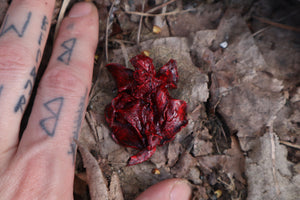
[105,55,188,166]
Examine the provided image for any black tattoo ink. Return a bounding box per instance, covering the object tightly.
[41,16,48,31]
[68,89,87,164]
[24,80,33,94]
[36,49,41,63]
[30,66,36,80]
[0,12,31,37]
[57,38,77,65]
[14,95,26,113]
[39,97,64,137]
[38,32,43,45]
[35,16,48,64]
[0,85,3,97]
[14,66,36,114]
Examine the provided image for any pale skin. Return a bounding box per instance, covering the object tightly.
[0,1,191,199]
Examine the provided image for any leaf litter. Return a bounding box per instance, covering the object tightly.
[77,0,300,199]
[0,0,299,199]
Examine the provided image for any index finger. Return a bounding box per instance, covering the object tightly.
[0,0,55,158]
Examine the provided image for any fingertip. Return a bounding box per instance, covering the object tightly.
[68,1,98,18]
[170,180,192,200]
[136,178,192,200]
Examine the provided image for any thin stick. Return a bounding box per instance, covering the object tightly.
[270,133,281,196]
[280,140,300,150]
[253,16,300,32]
[106,0,116,62]
[113,39,129,68]
[125,8,195,17]
[147,0,177,14]
[137,0,145,44]
[252,26,270,37]
[252,10,299,36]
[54,0,71,39]
[109,39,135,44]
[85,111,99,143]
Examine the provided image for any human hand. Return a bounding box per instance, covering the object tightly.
[0,1,191,199]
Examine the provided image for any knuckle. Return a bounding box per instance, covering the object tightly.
[40,68,86,94]
[0,43,34,75]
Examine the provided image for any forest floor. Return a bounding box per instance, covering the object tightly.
[1,0,299,199]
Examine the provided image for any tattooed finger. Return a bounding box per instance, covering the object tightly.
[17,2,98,171]
[0,0,55,162]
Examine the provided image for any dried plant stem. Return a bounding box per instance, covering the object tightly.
[75,140,109,200]
[147,0,177,14]
[137,0,145,44]
[125,8,195,17]
[252,10,299,36]
[105,0,116,62]
[253,16,300,33]
[54,0,70,39]
[279,140,300,150]
[113,39,129,68]
[270,133,281,196]
[85,111,99,143]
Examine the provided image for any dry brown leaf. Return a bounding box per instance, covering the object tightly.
[76,141,109,200]
[192,139,213,157]
[167,2,224,36]
[246,132,300,200]
[109,172,124,200]
[171,151,197,177]
[223,136,245,184]
[199,10,286,151]
[196,136,246,185]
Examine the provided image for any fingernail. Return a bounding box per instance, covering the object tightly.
[69,2,92,18]
[170,180,192,200]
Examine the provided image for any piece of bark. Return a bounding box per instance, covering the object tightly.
[109,172,124,200]
[76,141,109,200]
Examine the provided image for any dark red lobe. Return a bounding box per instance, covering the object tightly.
[105,54,188,166]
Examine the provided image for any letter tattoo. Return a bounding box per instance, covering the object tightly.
[14,95,26,113]
[0,12,31,37]
[0,85,3,97]
[41,16,48,31]
[36,49,41,63]
[14,66,36,114]
[30,66,36,81]
[57,38,77,65]
[38,32,43,45]
[39,97,64,137]
[68,89,87,164]
[24,80,33,94]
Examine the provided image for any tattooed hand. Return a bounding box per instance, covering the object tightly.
[0,1,191,200]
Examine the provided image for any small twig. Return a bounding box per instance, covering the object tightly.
[85,111,99,143]
[214,138,221,154]
[105,0,116,62]
[252,26,270,37]
[113,39,129,68]
[252,10,300,37]
[270,133,281,196]
[109,39,135,44]
[147,0,177,14]
[75,140,109,200]
[125,8,196,17]
[279,140,300,150]
[253,16,300,32]
[54,0,71,39]
[89,59,104,102]
[137,0,145,44]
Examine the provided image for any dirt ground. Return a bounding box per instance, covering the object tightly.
[2,0,299,199]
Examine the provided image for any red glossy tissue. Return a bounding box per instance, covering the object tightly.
[105,54,188,165]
